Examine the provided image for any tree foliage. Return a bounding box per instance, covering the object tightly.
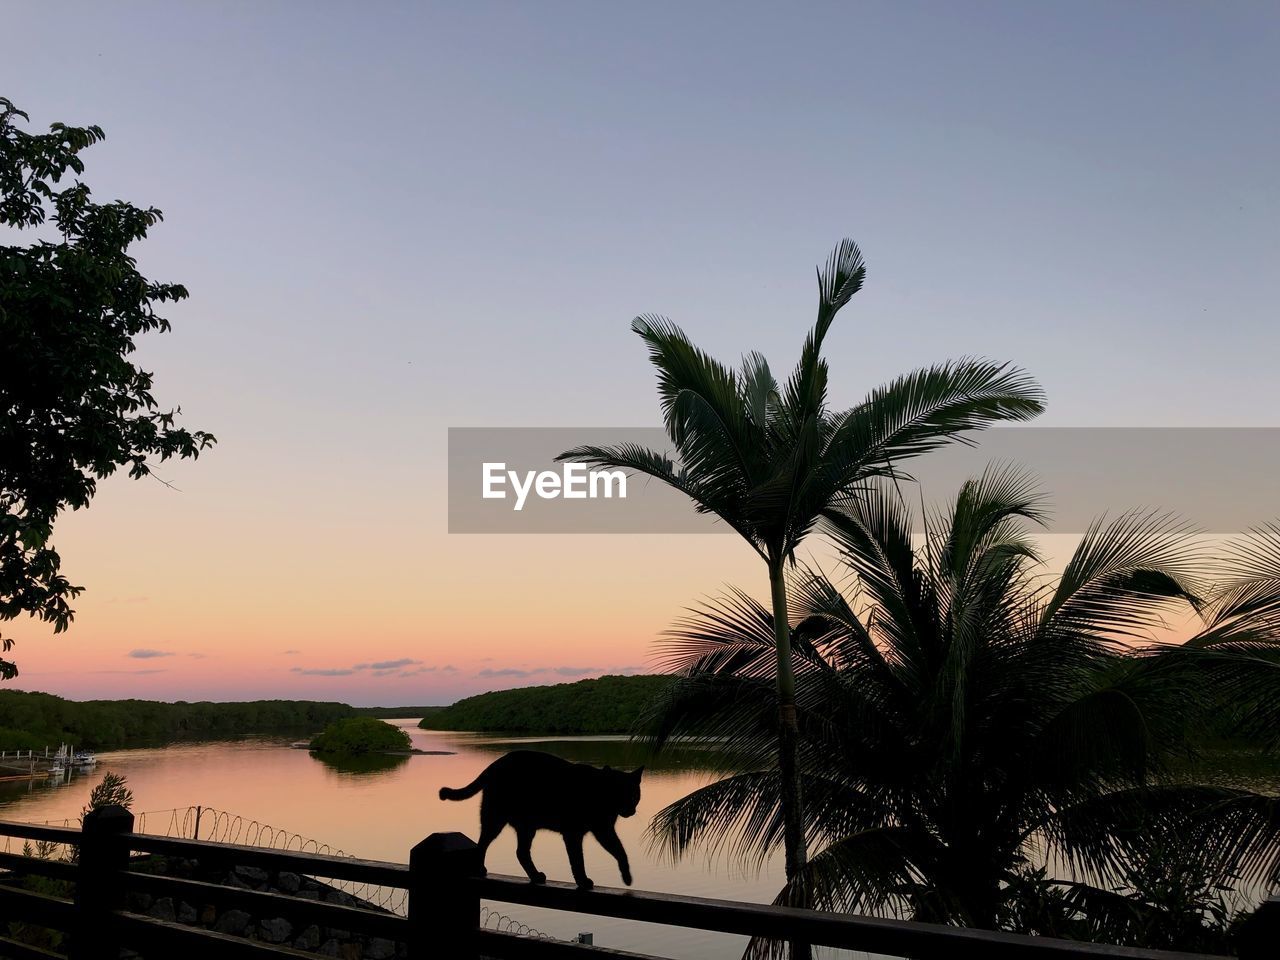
[83,770,133,813]
[0,97,214,678]
[640,468,1280,955]
[0,690,354,749]
[309,717,412,755]
[420,674,674,733]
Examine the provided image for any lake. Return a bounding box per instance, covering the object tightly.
[0,720,823,959]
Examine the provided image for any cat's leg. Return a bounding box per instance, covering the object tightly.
[592,824,631,886]
[563,831,593,890]
[475,806,504,877]
[515,828,545,884]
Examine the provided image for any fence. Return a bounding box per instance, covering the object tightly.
[0,807,1276,960]
[3,804,548,936]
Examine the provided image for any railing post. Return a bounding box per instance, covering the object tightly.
[1239,895,1280,960]
[72,804,134,960]
[408,832,482,960]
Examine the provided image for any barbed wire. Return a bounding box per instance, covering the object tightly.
[7,804,552,940]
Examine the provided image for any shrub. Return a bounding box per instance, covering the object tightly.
[309,718,411,755]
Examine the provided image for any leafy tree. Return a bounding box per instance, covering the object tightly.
[310,717,412,755]
[421,674,674,733]
[0,98,214,678]
[82,770,134,816]
[641,467,1280,955]
[560,240,1045,933]
[61,772,134,866]
[0,691,356,749]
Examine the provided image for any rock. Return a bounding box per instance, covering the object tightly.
[200,904,217,925]
[323,888,354,905]
[148,898,176,922]
[226,872,254,890]
[294,925,321,950]
[276,871,302,893]
[213,909,252,937]
[367,937,397,959]
[259,917,292,944]
[233,865,270,885]
[295,887,321,900]
[177,901,198,924]
[318,939,341,957]
[340,944,362,960]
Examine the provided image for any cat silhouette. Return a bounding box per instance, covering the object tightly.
[439,750,643,889]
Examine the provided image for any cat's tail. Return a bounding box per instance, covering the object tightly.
[439,773,486,801]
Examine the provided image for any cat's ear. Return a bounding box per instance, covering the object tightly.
[631,767,644,779]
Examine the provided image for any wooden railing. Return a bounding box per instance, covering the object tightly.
[0,807,1276,960]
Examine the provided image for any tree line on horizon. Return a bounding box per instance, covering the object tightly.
[0,691,354,751]
[421,674,674,734]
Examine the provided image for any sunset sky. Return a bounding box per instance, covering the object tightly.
[3,2,1277,704]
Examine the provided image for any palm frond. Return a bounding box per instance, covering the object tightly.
[653,587,780,678]
[635,671,780,774]
[1196,523,1280,645]
[780,239,867,427]
[821,484,935,675]
[740,351,778,429]
[646,771,786,870]
[628,314,763,496]
[819,359,1045,489]
[1040,511,1203,643]
[1043,784,1280,890]
[1029,688,1155,789]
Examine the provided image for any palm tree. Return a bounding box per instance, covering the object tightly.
[559,241,1046,923]
[641,467,1280,956]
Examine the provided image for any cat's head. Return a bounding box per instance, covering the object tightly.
[605,765,643,818]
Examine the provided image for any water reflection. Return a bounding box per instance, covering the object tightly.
[310,751,410,777]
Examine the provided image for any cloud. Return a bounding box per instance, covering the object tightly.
[292,657,432,678]
[92,669,168,675]
[282,649,301,656]
[128,648,174,659]
[477,665,601,679]
[354,658,423,671]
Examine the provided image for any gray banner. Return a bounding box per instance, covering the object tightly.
[447,427,1280,534]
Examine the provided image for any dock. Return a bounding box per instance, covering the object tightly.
[0,745,94,782]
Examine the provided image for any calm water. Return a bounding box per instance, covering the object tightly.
[0,721,836,959]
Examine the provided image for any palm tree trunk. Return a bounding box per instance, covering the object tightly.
[769,558,810,960]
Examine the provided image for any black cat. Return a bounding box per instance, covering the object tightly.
[439,750,643,889]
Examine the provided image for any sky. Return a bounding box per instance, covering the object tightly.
[2,1,1277,705]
